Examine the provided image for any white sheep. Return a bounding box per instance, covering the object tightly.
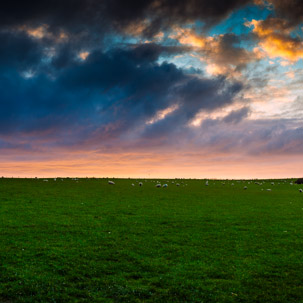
[244,186,247,190]
[108,180,115,185]
[299,189,303,193]
[162,184,168,188]
[139,182,143,186]
[156,184,161,188]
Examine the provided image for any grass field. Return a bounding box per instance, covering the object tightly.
[1,178,303,302]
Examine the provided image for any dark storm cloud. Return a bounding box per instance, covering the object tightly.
[0,31,43,71]
[0,41,243,148]
[0,0,252,37]
[267,0,303,26]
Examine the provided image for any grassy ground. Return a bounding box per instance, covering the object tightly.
[0,178,303,302]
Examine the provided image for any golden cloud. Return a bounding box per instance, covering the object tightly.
[247,18,303,62]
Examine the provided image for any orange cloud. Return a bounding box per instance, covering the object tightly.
[18,24,68,42]
[79,51,90,60]
[146,104,179,125]
[247,18,303,62]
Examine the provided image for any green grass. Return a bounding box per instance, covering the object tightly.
[1,178,303,302]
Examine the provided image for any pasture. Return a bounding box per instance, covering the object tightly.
[1,178,303,302]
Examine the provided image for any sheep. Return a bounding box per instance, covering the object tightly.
[139,182,143,186]
[108,180,115,185]
[156,184,161,188]
[244,186,247,190]
[43,179,48,182]
[176,183,180,186]
[162,184,168,188]
[299,189,303,193]
[131,183,135,186]
[266,189,272,191]
[205,181,209,186]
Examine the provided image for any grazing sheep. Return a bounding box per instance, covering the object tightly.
[43,179,48,182]
[162,184,168,188]
[266,189,272,191]
[244,186,247,190]
[176,183,180,186]
[108,180,115,185]
[131,183,134,186]
[299,189,303,193]
[156,184,161,188]
[205,181,209,186]
[139,182,143,186]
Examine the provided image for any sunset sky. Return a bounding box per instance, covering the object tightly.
[1,0,303,178]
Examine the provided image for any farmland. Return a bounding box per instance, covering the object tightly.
[1,178,303,302]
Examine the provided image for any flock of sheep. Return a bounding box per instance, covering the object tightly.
[38,177,303,192]
[106,179,303,192]
[109,180,172,188]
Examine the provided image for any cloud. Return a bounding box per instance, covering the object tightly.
[0,42,244,150]
[0,31,43,71]
[247,17,303,62]
[267,0,303,26]
[171,28,262,76]
[0,0,252,39]
[223,106,251,124]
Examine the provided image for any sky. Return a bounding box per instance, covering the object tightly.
[1,0,303,178]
